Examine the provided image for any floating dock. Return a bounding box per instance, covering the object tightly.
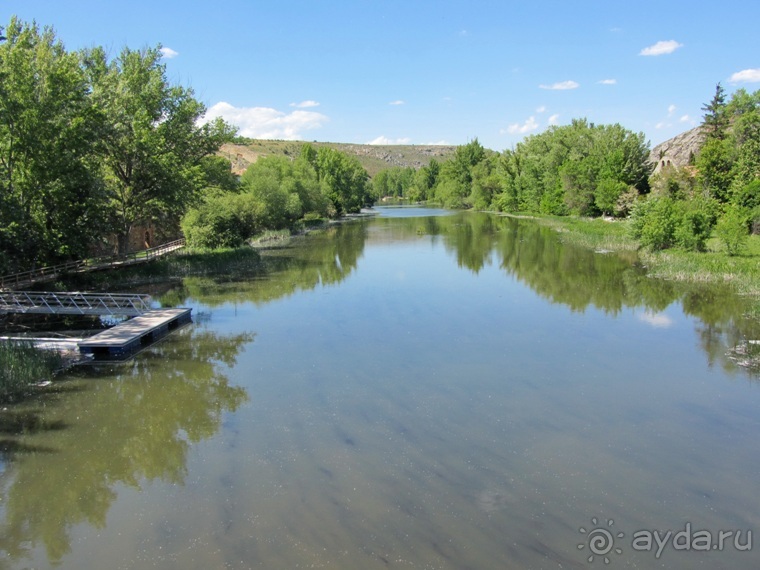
[78,308,192,359]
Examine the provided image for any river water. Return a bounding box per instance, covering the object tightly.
[1,207,759,569]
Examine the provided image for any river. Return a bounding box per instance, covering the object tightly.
[1,207,758,569]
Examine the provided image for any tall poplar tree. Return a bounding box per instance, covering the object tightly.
[83,45,235,254]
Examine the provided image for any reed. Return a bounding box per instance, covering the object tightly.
[0,340,63,402]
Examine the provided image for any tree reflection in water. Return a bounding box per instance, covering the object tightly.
[0,325,250,565]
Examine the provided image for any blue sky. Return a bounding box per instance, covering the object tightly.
[7,0,760,150]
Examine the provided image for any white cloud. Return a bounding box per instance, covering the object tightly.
[159,47,179,59]
[503,116,538,135]
[729,68,760,83]
[638,311,674,328]
[668,104,677,116]
[679,114,693,123]
[639,40,683,56]
[367,136,412,145]
[389,100,405,106]
[539,80,579,90]
[598,79,617,85]
[655,121,670,130]
[536,105,546,113]
[201,102,328,139]
[548,114,560,125]
[290,100,320,108]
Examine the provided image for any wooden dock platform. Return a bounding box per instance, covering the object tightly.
[78,308,192,359]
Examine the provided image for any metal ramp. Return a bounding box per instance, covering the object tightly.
[0,291,152,316]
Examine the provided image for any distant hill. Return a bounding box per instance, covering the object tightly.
[219,140,458,177]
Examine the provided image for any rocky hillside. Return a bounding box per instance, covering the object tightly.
[219,140,457,177]
[649,126,705,170]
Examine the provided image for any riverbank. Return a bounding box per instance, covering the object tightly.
[530,214,760,304]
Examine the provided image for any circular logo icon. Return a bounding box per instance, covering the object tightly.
[578,517,624,564]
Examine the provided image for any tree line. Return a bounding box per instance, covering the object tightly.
[373,86,759,255]
[630,84,760,254]
[0,17,375,271]
[0,17,238,274]
[371,120,651,216]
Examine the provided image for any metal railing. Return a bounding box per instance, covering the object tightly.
[0,238,186,290]
[0,291,153,316]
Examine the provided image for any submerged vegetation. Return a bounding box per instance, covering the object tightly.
[0,341,62,402]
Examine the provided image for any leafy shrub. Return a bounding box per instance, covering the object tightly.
[673,197,718,252]
[631,195,718,252]
[715,206,749,256]
[182,193,261,249]
[630,196,677,250]
[595,178,628,217]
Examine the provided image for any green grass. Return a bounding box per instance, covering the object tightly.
[531,214,760,300]
[640,234,760,297]
[532,215,637,252]
[0,341,63,402]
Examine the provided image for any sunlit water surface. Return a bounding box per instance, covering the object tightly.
[1,208,759,569]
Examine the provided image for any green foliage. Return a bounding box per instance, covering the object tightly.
[696,87,760,205]
[407,159,439,202]
[696,138,734,201]
[595,179,628,216]
[630,196,678,250]
[650,166,698,200]
[432,139,488,208]
[372,166,415,198]
[0,16,237,271]
[468,156,501,210]
[631,195,718,252]
[181,193,261,249]
[715,206,749,256]
[701,83,729,140]
[0,17,108,272]
[314,147,371,214]
[83,44,236,254]
[492,119,650,216]
[674,197,718,252]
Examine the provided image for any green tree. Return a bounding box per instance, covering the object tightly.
[83,45,234,255]
[595,179,628,216]
[715,206,748,255]
[695,138,733,201]
[314,147,370,214]
[0,17,107,272]
[239,155,322,228]
[701,83,729,140]
[408,159,439,202]
[181,192,261,248]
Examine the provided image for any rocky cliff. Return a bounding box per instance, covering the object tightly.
[649,126,706,171]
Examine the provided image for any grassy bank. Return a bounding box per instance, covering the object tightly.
[530,214,760,299]
[0,341,63,402]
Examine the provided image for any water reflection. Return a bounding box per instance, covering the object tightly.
[2,208,759,569]
[168,210,757,379]
[166,221,368,309]
[0,325,249,566]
